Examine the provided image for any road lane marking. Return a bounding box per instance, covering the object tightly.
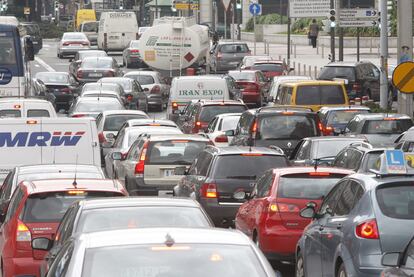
[35,56,56,72]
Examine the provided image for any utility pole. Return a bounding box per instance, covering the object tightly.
[379,0,389,109]
[287,0,291,66]
[397,0,413,115]
[212,0,216,31]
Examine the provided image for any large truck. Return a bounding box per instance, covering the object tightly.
[138,17,209,77]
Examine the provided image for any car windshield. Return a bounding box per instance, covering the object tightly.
[130,41,140,48]
[82,59,112,69]
[363,119,412,134]
[127,128,182,147]
[36,73,69,84]
[278,174,343,199]
[0,110,21,117]
[296,85,346,105]
[147,141,208,165]
[213,155,287,179]
[100,79,132,90]
[77,207,210,233]
[82,244,267,277]
[21,191,122,223]
[83,83,121,93]
[104,114,148,131]
[251,64,283,72]
[126,75,155,85]
[318,66,356,82]
[327,110,369,125]
[376,183,414,219]
[0,37,17,65]
[76,100,124,112]
[220,116,240,131]
[220,44,249,53]
[199,105,246,122]
[314,140,362,159]
[82,22,98,32]
[17,172,103,185]
[63,33,86,40]
[79,52,107,60]
[258,115,318,140]
[228,72,255,81]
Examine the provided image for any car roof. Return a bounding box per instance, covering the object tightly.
[79,228,252,248]
[78,50,105,54]
[100,110,148,117]
[324,61,371,67]
[16,164,102,175]
[0,98,52,104]
[214,113,242,119]
[196,100,245,106]
[76,97,121,103]
[82,56,113,61]
[319,105,371,112]
[354,113,411,120]
[343,173,414,191]
[124,71,158,77]
[206,146,285,156]
[342,143,386,153]
[82,91,118,95]
[246,106,316,115]
[145,134,210,142]
[253,60,284,64]
[272,75,310,81]
[99,77,133,82]
[79,197,201,210]
[217,41,248,45]
[126,118,177,126]
[21,179,124,194]
[174,75,226,81]
[272,166,354,175]
[282,80,344,86]
[302,136,366,142]
[229,70,259,74]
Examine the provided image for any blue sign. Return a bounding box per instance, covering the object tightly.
[249,3,261,16]
[0,68,12,85]
[385,150,406,174]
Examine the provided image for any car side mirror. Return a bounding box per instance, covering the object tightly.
[224,129,235,136]
[111,152,123,161]
[32,237,53,251]
[381,252,402,267]
[300,202,317,218]
[174,166,188,176]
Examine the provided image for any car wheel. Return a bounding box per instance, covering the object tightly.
[296,252,305,277]
[337,263,347,277]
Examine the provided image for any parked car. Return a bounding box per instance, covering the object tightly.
[318,61,381,100]
[76,56,123,83]
[57,32,90,58]
[203,113,242,146]
[228,70,270,107]
[210,41,251,73]
[122,40,146,68]
[68,97,125,118]
[68,49,107,77]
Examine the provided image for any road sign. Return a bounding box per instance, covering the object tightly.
[59,4,64,9]
[222,0,231,11]
[339,20,377,27]
[174,2,199,10]
[249,3,261,16]
[289,0,330,18]
[23,7,30,15]
[392,62,414,94]
[385,150,406,174]
[339,8,378,27]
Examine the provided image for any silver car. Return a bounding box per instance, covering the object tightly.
[122,40,146,68]
[68,97,125,119]
[68,50,107,77]
[210,41,251,73]
[124,71,170,111]
[35,228,277,277]
[75,57,123,83]
[57,32,90,58]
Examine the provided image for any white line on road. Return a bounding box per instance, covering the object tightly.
[35,56,56,72]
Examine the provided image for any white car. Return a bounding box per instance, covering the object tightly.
[57,32,90,58]
[80,90,125,106]
[204,113,242,146]
[0,98,57,118]
[268,75,311,103]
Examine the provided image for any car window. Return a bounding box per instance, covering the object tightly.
[251,64,284,73]
[27,109,50,117]
[199,105,246,123]
[327,110,369,125]
[55,205,76,246]
[333,180,364,216]
[219,44,249,53]
[319,181,345,215]
[104,114,147,132]
[295,140,311,160]
[0,109,21,117]
[219,116,240,131]
[146,141,208,166]
[258,114,318,140]
[126,140,144,161]
[255,172,274,198]
[113,129,125,148]
[4,187,24,223]
[363,119,413,134]
[189,152,213,176]
[207,117,218,133]
[346,118,359,133]
[237,113,254,135]
[0,170,14,200]
[376,182,414,219]
[295,85,346,105]
[47,241,74,277]
[318,66,356,82]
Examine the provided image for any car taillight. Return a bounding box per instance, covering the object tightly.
[104,70,114,77]
[16,220,31,242]
[82,41,89,46]
[62,42,69,46]
[322,125,334,136]
[134,142,148,176]
[200,183,218,198]
[215,135,228,143]
[356,219,379,239]
[251,119,259,138]
[217,52,223,59]
[126,94,133,102]
[172,102,178,110]
[131,49,139,54]
[98,132,106,143]
[151,85,161,93]
[77,70,83,79]
[72,114,86,118]
[268,203,300,213]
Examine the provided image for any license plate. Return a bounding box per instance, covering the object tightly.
[158,190,173,197]
[69,44,81,47]
[164,169,175,177]
[89,73,102,77]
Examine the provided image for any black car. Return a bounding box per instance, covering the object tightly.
[229,107,322,156]
[34,72,81,111]
[332,142,385,173]
[21,22,42,54]
[174,146,289,227]
[318,61,380,100]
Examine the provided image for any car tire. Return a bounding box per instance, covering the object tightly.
[337,263,347,277]
[296,252,305,277]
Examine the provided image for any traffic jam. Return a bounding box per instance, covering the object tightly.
[0,7,413,277]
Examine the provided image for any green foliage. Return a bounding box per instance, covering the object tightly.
[364,102,396,113]
[38,22,66,39]
[244,13,288,32]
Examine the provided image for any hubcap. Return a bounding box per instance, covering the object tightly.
[296,257,304,277]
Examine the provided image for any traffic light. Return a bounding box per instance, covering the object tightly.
[119,0,124,9]
[54,0,59,11]
[329,9,336,27]
[171,0,177,12]
[236,0,241,9]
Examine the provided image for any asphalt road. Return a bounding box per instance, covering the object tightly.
[29,40,296,277]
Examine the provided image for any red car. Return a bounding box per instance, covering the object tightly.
[250,60,290,78]
[228,70,270,107]
[235,167,352,262]
[0,178,127,277]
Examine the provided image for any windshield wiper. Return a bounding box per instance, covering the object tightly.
[226,175,256,179]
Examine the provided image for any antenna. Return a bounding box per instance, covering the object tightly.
[73,154,78,188]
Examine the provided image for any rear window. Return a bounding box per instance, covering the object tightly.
[318,66,356,82]
[36,73,69,84]
[258,115,318,140]
[363,119,412,134]
[21,191,123,223]
[27,109,50,117]
[82,22,98,32]
[104,114,147,131]
[82,59,112,69]
[251,64,283,72]
[220,116,240,131]
[296,85,346,105]
[327,110,369,125]
[127,75,155,85]
[278,174,343,199]
[147,140,207,165]
[228,71,255,81]
[199,105,246,122]
[213,155,288,179]
[0,109,21,117]
[376,183,414,219]
[76,100,124,112]
[219,44,249,53]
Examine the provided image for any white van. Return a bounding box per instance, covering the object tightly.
[0,117,100,181]
[97,12,139,51]
[167,76,231,122]
[0,98,57,118]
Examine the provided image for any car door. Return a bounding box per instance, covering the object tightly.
[320,180,364,277]
[133,81,147,110]
[0,170,14,216]
[303,182,345,276]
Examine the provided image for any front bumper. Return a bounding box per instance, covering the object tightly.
[4,256,42,277]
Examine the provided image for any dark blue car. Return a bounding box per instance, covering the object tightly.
[318,106,370,135]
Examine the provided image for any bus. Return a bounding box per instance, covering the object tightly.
[0,24,34,97]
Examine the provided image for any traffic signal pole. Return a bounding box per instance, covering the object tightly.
[329,2,336,62]
[379,0,389,109]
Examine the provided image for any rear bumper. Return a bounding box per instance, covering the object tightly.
[3,256,41,277]
[53,94,74,106]
[125,176,176,196]
[198,198,242,227]
[147,95,163,105]
[216,62,239,72]
[59,46,90,55]
[259,226,302,262]
[242,93,260,104]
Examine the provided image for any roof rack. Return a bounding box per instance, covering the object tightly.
[350,142,373,149]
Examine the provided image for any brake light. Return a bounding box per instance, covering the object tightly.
[196,121,201,127]
[62,42,70,46]
[98,132,106,143]
[282,111,294,115]
[13,104,21,109]
[384,118,397,121]
[172,102,178,110]
[214,135,228,143]
[318,122,324,132]
[72,114,86,118]
[16,220,31,242]
[104,70,114,77]
[309,172,330,176]
[135,142,148,176]
[26,120,37,124]
[81,41,89,46]
[77,70,83,79]
[356,219,379,239]
[200,183,218,198]
[131,49,140,53]
[67,190,86,195]
[269,203,300,213]
[322,125,334,136]
[151,85,161,93]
